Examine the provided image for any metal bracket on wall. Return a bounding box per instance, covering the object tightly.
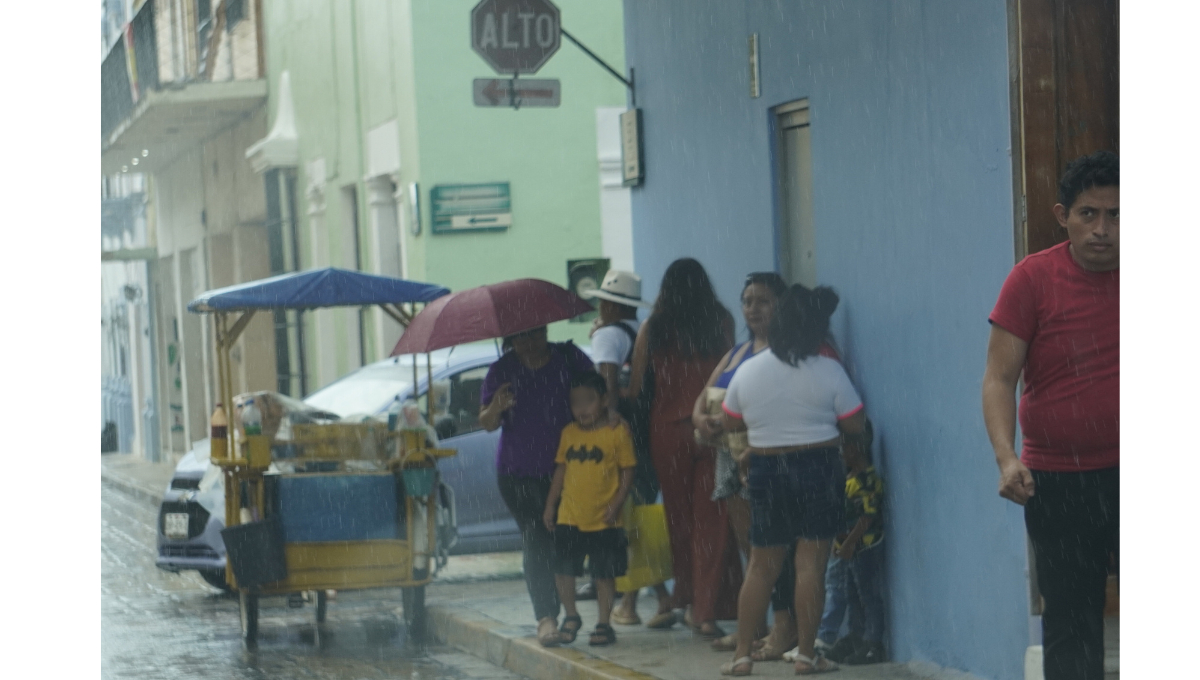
[560,27,636,106]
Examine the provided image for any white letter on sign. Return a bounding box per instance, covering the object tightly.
[518,12,535,47]
[501,12,519,48]
[535,14,555,47]
[480,13,498,49]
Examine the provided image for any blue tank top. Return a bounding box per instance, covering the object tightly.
[714,341,763,389]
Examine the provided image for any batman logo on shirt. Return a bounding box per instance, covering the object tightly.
[565,445,604,464]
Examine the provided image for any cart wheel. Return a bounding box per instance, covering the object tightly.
[199,568,232,592]
[401,585,427,643]
[239,591,259,644]
[315,590,327,623]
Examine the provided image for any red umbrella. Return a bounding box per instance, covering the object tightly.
[390,278,595,355]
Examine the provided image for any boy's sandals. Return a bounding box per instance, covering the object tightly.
[645,611,677,629]
[588,623,617,646]
[793,652,839,675]
[558,615,583,644]
[720,656,754,676]
[537,617,561,647]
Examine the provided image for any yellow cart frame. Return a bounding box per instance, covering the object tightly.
[189,269,452,645]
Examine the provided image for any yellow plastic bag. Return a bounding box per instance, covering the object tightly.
[616,500,674,593]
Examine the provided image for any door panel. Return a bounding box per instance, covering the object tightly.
[1018,0,1119,257]
[775,101,816,287]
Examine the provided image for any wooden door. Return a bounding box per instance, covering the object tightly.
[1016,0,1119,258]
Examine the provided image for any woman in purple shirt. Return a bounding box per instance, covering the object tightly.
[480,325,594,646]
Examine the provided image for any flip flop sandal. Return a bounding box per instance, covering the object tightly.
[589,623,617,646]
[753,639,798,662]
[645,611,677,629]
[711,633,739,651]
[697,624,727,641]
[720,656,754,676]
[537,618,561,647]
[794,652,840,675]
[610,611,641,626]
[559,615,583,644]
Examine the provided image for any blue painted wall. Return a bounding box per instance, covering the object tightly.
[623,2,1030,678]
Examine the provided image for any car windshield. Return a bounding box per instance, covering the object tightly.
[304,369,413,417]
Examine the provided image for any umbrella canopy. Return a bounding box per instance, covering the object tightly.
[188,267,449,313]
[390,278,594,355]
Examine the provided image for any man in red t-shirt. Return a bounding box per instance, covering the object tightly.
[982,151,1118,680]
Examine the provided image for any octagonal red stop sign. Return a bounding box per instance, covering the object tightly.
[471,0,561,75]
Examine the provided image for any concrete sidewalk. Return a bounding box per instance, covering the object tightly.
[100,454,967,680]
[428,580,941,680]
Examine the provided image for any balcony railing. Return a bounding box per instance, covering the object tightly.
[101,1,157,138]
[101,0,263,141]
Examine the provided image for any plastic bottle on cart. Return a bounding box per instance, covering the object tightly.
[242,399,262,436]
[387,396,403,432]
[210,403,227,460]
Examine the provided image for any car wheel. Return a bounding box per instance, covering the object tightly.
[240,591,259,645]
[199,568,232,592]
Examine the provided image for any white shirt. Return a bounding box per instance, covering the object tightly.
[723,350,862,448]
[590,319,641,366]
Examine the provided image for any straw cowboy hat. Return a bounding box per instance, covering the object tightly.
[581,270,652,308]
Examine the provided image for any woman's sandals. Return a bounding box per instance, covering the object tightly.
[720,656,754,677]
[793,652,840,675]
[537,617,561,647]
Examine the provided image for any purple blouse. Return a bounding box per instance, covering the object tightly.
[480,342,594,478]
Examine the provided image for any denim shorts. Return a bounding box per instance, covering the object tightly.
[747,447,845,546]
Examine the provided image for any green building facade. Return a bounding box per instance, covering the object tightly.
[259,0,628,390]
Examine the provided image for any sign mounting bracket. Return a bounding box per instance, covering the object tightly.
[559,27,636,106]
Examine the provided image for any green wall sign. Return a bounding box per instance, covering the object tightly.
[430,182,512,234]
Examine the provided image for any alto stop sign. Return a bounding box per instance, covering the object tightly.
[471,0,561,75]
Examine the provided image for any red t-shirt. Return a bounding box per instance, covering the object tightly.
[989,241,1119,472]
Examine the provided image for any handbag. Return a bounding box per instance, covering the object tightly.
[615,499,673,593]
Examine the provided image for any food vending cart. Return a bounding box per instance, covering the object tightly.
[187,267,452,644]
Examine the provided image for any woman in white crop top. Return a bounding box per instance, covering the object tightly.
[717,285,866,677]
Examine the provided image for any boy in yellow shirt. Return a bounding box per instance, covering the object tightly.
[543,371,636,647]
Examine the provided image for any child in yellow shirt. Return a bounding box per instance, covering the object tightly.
[543,371,636,647]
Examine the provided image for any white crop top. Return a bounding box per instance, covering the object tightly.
[722,351,862,448]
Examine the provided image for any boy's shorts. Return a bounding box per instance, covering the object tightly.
[553,525,628,578]
[747,447,845,546]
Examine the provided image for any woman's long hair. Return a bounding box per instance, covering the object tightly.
[647,258,732,359]
[769,284,840,365]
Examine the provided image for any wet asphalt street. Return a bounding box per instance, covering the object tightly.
[101,485,525,680]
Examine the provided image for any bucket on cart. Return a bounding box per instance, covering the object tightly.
[402,467,437,497]
[221,516,287,588]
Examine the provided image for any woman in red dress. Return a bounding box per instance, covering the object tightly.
[628,258,743,638]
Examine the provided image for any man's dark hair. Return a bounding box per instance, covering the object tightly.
[570,370,608,397]
[769,284,839,366]
[1058,150,1119,211]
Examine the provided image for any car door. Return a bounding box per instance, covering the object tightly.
[423,362,521,554]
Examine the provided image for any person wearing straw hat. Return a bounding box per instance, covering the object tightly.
[583,271,677,629]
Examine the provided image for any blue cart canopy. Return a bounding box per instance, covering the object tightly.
[188,267,450,313]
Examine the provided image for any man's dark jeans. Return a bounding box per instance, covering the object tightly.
[1025,467,1118,680]
[497,474,560,622]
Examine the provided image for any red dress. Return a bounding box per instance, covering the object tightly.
[649,337,742,622]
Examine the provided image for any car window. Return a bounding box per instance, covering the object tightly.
[430,365,490,440]
[304,374,413,418]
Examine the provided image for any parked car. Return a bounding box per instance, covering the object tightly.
[156,341,592,586]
